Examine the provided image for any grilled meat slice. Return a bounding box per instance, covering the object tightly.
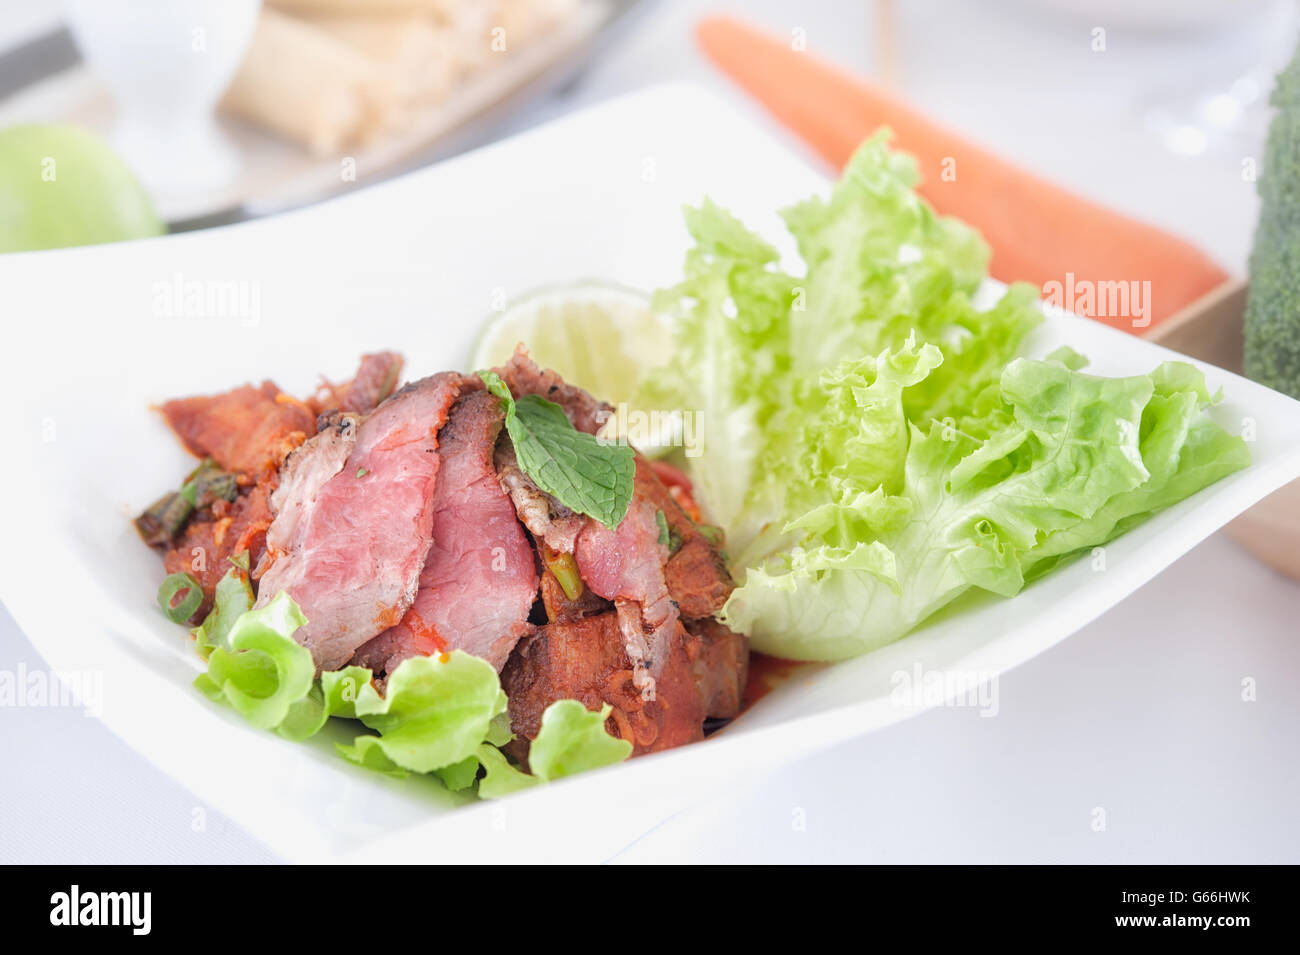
[632,456,734,618]
[351,387,537,674]
[160,381,315,479]
[573,497,678,688]
[310,350,405,416]
[502,610,745,759]
[491,355,728,691]
[496,346,612,435]
[496,445,679,688]
[255,411,360,577]
[162,479,276,622]
[665,538,733,619]
[254,373,461,672]
[683,616,748,720]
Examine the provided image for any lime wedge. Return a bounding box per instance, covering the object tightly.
[469,282,673,408]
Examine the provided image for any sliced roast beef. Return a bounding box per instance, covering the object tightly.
[160,381,315,479]
[503,610,744,759]
[351,387,537,674]
[255,412,360,577]
[573,497,678,685]
[254,373,461,672]
[310,351,405,416]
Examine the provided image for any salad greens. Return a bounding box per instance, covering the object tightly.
[192,571,631,796]
[643,132,1249,661]
[481,369,635,528]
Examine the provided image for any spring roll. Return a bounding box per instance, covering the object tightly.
[307,14,459,106]
[221,9,396,154]
[495,0,580,50]
[268,0,472,22]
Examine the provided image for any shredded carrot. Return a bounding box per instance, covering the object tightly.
[274,392,316,418]
[605,668,641,707]
[375,603,404,629]
[234,519,271,555]
[212,516,234,547]
[405,610,448,653]
[609,706,635,743]
[667,485,704,524]
[631,711,659,748]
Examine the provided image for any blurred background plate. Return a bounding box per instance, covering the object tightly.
[0,0,649,227]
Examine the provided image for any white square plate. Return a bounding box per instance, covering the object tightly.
[3,85,1298,863]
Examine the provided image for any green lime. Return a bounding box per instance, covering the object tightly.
[470,282,673,408]
[0,123,165,253]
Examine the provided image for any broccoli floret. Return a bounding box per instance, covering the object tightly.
[1245,42,1300,399]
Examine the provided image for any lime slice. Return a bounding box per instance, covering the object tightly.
[470,282,673,408]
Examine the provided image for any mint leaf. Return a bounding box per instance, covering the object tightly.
[479,370,634,528]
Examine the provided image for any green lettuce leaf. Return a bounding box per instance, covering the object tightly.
[339,653,507,774]
[643,131,1249,662]
[722,355,1249,660]
[527,701,633,780]
[192,584,631,797]
[644,133,1040,559]
[191,552,253,660]
[476,701,631,798]
[193,591,314,729]
[640,200,795,540]
[476,743,541,799]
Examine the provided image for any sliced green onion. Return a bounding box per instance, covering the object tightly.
[136,459,238,547]
[376,363,401,403]
[134,492,193,546]
[542,546,583,601]
[180,458,238,508]
[158,572,203,623]
[655,509,683,554]
[656,510,670,548]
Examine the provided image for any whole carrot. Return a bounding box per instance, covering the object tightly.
[696,15,1230,333]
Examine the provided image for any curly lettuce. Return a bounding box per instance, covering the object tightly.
[644,133,1250,661]
[192,578,630,796]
